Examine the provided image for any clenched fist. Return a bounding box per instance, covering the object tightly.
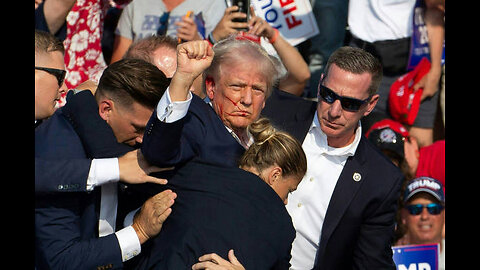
[169,40,214,102]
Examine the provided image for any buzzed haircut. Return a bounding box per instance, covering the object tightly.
[324,46,383,96]
[35,29,65,55]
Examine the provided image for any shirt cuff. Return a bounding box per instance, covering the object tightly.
[156,87,192,123]
[115,226,141,262]
[86,158,120,191]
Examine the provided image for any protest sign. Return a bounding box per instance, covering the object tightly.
[407,0,445,70]
[392,244,439,270]
[251,0,319,46]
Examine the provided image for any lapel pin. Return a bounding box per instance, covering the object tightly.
[353,172,361,182]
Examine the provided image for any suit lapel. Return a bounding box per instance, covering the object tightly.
[262,89,317,143]
[279,100,317,143]
[315,138,368,267]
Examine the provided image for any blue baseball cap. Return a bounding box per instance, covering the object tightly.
[404,176,445,204]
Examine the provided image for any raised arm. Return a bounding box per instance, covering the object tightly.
[40,0,76,34]
[169,40,214,102]
[141,40,213,167]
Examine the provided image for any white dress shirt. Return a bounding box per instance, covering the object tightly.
[86,157,141,261]
[156,87,193,123]
[36,116,141,261]
[286,113,362,269]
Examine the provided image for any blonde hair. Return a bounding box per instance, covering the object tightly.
[239,118,307,178]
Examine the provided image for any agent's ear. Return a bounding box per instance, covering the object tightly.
[266,166,283,186]
[205,76,215,100]
[364,94,379,117]
[98,98,114,122]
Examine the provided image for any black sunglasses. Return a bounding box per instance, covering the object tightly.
[157,12,170,36]
[35,66,66,87]
[405,203,444,215]
[318,84,371,112]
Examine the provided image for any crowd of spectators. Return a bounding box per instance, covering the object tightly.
[35,0,445,269]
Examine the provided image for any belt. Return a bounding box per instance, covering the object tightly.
[352,35,410,49]
[351,36,411,51]
[350,36,411,75]
[351,36,376,51]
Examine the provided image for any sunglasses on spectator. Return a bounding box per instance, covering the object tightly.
[35,66,66,87]
[157,12,170,36]
[318,83,371,112]
[405,203,444,215]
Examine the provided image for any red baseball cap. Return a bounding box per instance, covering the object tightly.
[365,119,409,159]
[365,118,409,138]
[388,57,431,125]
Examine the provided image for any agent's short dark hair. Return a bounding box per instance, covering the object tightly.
[35,30,65,55]
[95,58,170,109]
[324,46,383,96]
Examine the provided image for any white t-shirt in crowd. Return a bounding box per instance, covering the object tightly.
[348,0,416,42]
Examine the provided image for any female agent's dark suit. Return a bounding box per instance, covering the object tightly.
[262,89,404,270]
[133,160,295,270]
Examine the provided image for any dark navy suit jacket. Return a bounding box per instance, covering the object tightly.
[132,160,295,270]
[34,157,90,193]
[35,91,133,270]
[35,90,132,194]
[261,89,403,270]
[141,94,245,169]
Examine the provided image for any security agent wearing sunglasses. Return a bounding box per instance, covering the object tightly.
[261,46,404,269]
[400,177,445,252]
[35,30,68,123]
